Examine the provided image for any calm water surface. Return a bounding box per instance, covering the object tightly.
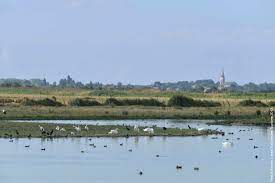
[0,119,274,183]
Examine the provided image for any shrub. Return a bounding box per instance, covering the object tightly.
[104,98,165,107]
[121,98,165,107]
[214,111,219,116]
[122,111,129,115]
[268,101,275,107]
[21,98,63,107]
[69,98,101,106]
[239,99,267,107]
[105,98,124,106]
[168,95,221,107]
[256,110,261,116]
[227,110,231,116]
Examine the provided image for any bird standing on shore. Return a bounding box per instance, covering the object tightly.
[84,125,89,131]
[134,125,139,133]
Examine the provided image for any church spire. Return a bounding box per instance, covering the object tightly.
[219,69,225,89]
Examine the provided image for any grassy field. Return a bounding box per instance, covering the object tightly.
[0,87,273,124]
[0,121,222,138]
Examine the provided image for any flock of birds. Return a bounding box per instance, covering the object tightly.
[5,120,262,176]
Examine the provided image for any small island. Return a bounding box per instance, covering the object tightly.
[0,121,222,138]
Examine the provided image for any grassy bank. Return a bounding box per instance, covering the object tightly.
[0,121,222,138]
[0,106,271,122]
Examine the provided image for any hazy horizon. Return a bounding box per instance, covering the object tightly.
[1,0,275,85]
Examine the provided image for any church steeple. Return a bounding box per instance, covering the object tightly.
[219,69,225,89]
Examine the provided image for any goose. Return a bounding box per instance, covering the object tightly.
[143,128,154,134]
[108,128,119,135]
[163,127,167,130]
[15,130,19,136]
[70,132,75,136]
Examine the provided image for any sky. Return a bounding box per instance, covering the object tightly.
[0,0,275,84]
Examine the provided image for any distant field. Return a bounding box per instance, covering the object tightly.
[0,87,273,122]
[0,87,275,106]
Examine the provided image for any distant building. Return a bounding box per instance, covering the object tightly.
[219,69,225,89]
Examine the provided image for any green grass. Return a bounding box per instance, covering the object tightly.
[0,121,222,138]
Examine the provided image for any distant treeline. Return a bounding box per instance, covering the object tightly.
[1,76,275,92]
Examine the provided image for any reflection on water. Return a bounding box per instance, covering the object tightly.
[1,119,274,183]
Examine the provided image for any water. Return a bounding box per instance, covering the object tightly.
[0,119,274,183]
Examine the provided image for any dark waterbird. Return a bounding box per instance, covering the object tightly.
[41,148,46,151]
[188,125,192,129]
[253,146,259,149]
[25,145,30,148]
[15,130,19,136]
[138,171,143,175]
[120,143,123,146]
[163,127,167,130]
[176,165,182,169]
[194,167,200,171]
[126,126,131,131]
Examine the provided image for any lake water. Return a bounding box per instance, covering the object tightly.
[0,119,274,183]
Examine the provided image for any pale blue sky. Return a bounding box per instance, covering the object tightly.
[0,0,274,84]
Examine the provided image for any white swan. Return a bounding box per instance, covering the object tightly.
[84,125,89,131]
[108,128,119,135]
[143,128,154,134]
[197,128,204,131]
[60,128,66,132]
[222,142,233,148]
